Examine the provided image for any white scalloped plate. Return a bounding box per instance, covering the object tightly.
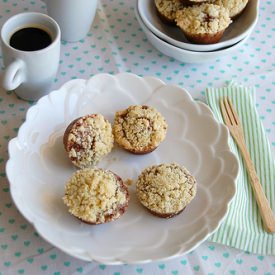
[6,73,238,264]
[138,0,259,52]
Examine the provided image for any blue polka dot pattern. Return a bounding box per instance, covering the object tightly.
[0,0,274,274]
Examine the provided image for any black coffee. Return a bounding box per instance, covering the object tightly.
[10,27,52,51]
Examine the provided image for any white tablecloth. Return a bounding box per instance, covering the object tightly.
[0,0,275,274]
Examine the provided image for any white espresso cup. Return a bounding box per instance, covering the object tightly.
[1,12,60,101]
[43,0,98,42]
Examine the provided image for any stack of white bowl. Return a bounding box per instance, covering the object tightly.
[136,0,259,63]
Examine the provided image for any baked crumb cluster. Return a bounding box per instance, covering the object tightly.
[63,168,129,224]
[154,0,185,22]
[186,0,214,2]
[176,4,231,34]
[64,114,114,168]
[136,163,197,216]
[113,105,168,153]
[214,0,248,18]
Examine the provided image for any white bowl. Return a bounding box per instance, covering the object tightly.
[138,0,258,52]
[135,5,250,64]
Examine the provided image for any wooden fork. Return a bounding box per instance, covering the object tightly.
[220,96,275,233]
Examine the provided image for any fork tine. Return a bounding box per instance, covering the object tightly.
[223,97,238,125]
[225,97,241,125]
[220,97,232,125]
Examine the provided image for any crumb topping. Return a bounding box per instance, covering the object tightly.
[214,0,248,18]
[187,0,212,2]
[65,114,114,168]
[125,178,133,186]
[176,4,231,34]
[136,163,197,214]
[63,168,128,224]
[154,0,185,22]
[113,105,167,152]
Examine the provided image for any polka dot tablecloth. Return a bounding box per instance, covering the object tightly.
[0,0,275,274]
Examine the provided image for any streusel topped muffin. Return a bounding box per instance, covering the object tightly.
[154,0,185,24]
[136,163,197,218]
[215,0,248,19]
[63,114,114,168]
[175,3,231,44]
[63,168,129,224]
[113,105,168,154]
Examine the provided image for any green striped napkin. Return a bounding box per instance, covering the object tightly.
[206,83,275,255]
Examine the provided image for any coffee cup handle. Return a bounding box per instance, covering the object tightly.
[2,59,26,91]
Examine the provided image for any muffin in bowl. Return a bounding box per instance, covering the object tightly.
[214,0,249,19]
[154,0,186,24]
[136,163,197,218]
[113,105,168,154]
[63,168,129,225]
[63,114,114,168]
[175,3,232,44]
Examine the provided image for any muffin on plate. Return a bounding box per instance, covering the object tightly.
[63,114,114,168]
[154,0,186,24]
[175,3,232,44]
[214,0,249,19]
[113,105,168,154]
[63,168,129,224]
[136,163,197,218]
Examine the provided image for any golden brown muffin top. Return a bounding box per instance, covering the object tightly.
[187,0,212,2]
[176,3,231,34]
[64,114,114,168]
[214,0,248,18]
[63,168,128,224]
[154,0,185,22]
[136,163,197,215]
[113,105,167,153]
